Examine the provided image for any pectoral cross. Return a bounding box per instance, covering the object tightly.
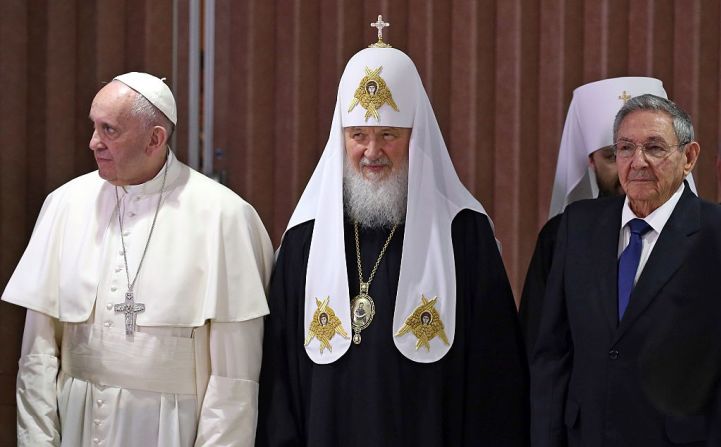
[114,291,145,335]
[371,15,389,41]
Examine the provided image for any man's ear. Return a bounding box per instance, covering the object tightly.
[146,126,168,155]
[683,141,700,176]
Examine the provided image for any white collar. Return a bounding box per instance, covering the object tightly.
[120,149,179,196]
[547,77,697,218]
[621,182,685,233]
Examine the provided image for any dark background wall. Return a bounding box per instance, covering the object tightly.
[2,0,721,442]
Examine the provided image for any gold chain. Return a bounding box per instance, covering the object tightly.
[354,221,398,290]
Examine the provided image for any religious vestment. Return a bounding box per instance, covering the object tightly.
[519,213,561,356]
[3,151,273,446]
[524,77,686,361]
[256,210,529,446]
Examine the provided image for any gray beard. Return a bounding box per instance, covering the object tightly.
[343,156,408,229]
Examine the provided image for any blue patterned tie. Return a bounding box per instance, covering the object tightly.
[618,218,652,321]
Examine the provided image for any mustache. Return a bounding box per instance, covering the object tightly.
[360,156,390,167]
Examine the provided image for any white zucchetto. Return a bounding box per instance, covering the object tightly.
[113,72,177,125]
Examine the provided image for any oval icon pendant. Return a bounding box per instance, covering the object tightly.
[350,293,375,344]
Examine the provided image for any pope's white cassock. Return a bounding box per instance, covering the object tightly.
[2,150,273,446]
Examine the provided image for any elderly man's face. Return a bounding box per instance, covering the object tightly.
[589,146,623,197]
[343,126,411,181]
[88,81,156,186]
[616,110,699,216]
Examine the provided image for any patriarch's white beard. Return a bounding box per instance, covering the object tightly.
[343,156,408,228]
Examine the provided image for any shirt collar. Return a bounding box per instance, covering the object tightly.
[120,149,180,196]
[621,181,685,233]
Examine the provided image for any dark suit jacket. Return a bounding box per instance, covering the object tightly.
[530,185,721,447]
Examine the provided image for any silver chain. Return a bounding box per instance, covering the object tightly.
[114,159,169,293]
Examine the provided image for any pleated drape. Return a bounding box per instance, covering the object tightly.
[2,1,721,440]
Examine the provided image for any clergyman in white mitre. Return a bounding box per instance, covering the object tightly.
[256,17,528,447]
[519,77,697,354]
[2,72,273,446]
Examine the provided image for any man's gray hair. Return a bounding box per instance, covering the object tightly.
[613,94,694,146]
[128,91,175,139]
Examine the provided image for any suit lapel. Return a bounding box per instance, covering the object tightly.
[591,199,625,332]
[613,188,700,343]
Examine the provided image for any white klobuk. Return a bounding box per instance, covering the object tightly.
[548,77,697,219]
[286,46,492,364]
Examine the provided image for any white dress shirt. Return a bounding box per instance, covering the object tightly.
[618,182,685,285]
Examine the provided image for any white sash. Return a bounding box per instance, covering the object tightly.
[61,323,198,395]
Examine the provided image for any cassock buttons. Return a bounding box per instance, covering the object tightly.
[110,286,117,292]
[96,399,104,407]
[609,349,619,360]
[106,303,113,310]
[128,212,136,218]
[103,321,112,328]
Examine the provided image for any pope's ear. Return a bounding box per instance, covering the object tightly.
[147,125,168,154]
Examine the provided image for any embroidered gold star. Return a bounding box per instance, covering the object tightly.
[395,295,449,351]
[347,66,399,122]
[304,297,349,354]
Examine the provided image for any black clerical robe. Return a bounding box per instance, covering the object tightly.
[256,209,529,447]
[519,213,562,357]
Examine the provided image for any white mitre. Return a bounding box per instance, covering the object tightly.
[114,72,177,125]
[286,41,491,364]
[548,77,697,219]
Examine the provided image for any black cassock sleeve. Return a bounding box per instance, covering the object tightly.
[529,210,573,447]
[519,214,562,358]
[256,221,314,447]
[450,210,530,445]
